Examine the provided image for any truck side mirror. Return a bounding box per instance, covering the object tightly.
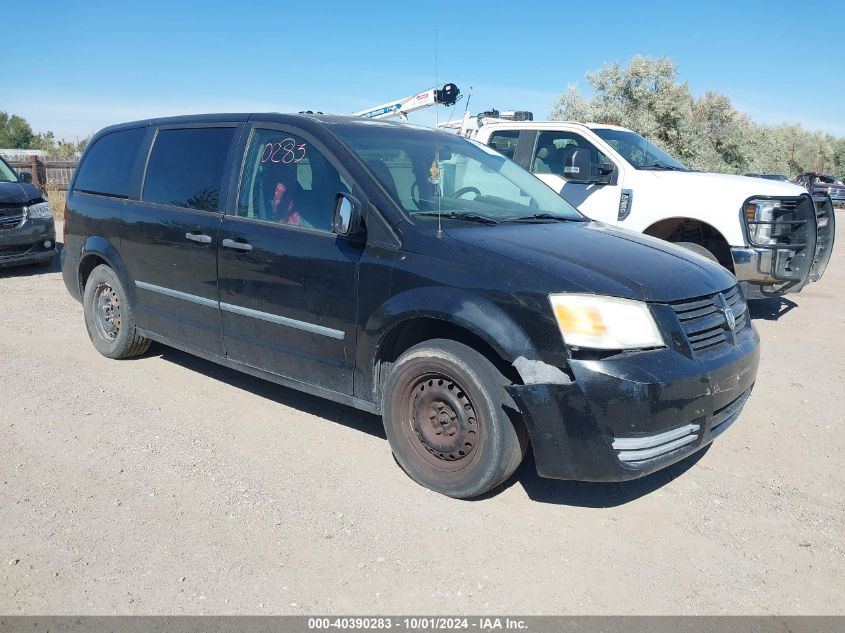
[333,193,362,236]
[562,148,593,184]
[18,171,32,184]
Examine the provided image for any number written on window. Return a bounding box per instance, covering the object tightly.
[261,139,307,164]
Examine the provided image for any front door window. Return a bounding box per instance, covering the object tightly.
[238,129,351,232]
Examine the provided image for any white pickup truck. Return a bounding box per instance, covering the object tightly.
[470,120,836,299]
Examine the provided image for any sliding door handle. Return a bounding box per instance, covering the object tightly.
[185,232,212,244]
[222,238,253,252]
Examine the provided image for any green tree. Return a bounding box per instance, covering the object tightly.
[31,131,89,158]
[0,112,35,148]
[550,56,845,178]
[551,56,698,163]
[0,111,88,156]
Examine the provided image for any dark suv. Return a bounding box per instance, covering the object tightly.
[61,114,760,498]
[0,155,57,268]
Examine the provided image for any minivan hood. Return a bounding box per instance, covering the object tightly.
[648,170,806,198]
[0,181,42,204]
[446,221,737,302]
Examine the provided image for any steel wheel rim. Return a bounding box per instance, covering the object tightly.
[92,282,121,342]
[402,371,481,470]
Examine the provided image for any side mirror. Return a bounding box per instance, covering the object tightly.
[18,171,32,184]
[333,193,362,236]
[562,148,593,184]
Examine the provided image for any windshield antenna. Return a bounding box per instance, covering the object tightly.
[434,28,443,239]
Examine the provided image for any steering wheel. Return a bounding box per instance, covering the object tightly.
[452,186,481,199]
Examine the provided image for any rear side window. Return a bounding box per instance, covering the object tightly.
[488,130,520,160]
[74,127,146,198]
[143,127,235,212]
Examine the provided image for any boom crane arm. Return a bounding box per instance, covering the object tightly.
[354,83,460,121]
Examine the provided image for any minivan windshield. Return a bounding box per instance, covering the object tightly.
[0,157,20,183]
[593,128,688,171]
[333,122,584,224]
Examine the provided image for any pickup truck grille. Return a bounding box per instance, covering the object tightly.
[671,285,749,356]
[746,196,816,284]
[0,205,26,230]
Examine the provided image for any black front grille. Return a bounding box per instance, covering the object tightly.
[0,205,25,229]
[671,285,749,356]
[746,196,817,284]
[0,244,32,257]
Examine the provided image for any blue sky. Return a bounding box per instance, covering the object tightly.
[4,0,843,140]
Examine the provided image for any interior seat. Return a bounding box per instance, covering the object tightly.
[533,141,560,174]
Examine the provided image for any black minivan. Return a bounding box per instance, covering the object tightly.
[0,155,57,268]
[62,113,760,498]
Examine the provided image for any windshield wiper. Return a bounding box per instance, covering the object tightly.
[640,163,686,171]
[413,211,502,225]
[505,213,583,223]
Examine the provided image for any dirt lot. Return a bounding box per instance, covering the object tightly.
[1,222,843,615]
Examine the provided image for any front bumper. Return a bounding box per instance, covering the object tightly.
[506,326,760,482]
[0,218,56,268]
[731,195,836,298]
[731,246,795,298]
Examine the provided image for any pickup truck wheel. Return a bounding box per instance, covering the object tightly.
[675,241,719,264]
[382,339,525,499]
[83,264,151,359]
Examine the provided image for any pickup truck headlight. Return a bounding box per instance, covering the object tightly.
[744,199,778,245]
[26,201,52,219]
[549,294,665,350]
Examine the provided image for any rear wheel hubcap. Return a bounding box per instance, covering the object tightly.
[93,282,121,341]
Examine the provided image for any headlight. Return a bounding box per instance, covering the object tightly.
[744,199,778,245]
[549,294,665,350]
[26,201,52,219]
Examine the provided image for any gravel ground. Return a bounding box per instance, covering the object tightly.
[1,221,843,615]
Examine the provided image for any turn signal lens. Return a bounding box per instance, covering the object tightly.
[745,203,757,223]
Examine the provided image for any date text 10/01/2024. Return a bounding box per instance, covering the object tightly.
[307,617,529,630]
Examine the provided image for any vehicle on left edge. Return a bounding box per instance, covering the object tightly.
[0,155,56,268]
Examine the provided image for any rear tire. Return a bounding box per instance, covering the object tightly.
[675,241,719,264]
[83,264,150,359]
[382,339,526,499]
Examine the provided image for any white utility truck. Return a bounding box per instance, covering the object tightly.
[461,114,835,298]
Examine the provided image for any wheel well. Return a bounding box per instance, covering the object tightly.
[373,317,522,402]
[78,254,108,292]
[643,218,734,272]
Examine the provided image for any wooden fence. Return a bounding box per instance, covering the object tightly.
[1,154,78,191]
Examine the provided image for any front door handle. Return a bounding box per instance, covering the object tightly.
[222,238,253,252]
[185,232,212,244]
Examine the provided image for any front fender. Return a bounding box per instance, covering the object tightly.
[623,173,809,246]
[356,286,540,403]
[629,209,747,246]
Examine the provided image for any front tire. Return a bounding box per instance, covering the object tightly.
[83,264,150,359]
[382,339,526,499]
